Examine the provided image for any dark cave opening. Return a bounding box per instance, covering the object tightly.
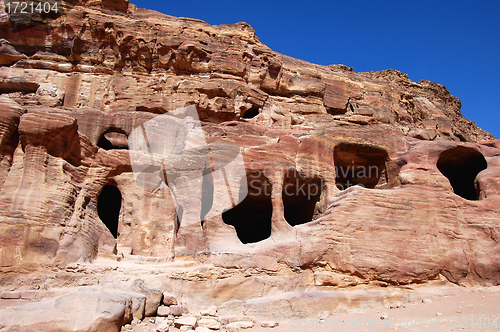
[97,130,129,150]
[97,135,113,150]
[334,143,388,190]
[282,169,323,226]
[437,146,487,200]
[242,106,260,119]
[97,185,122,239]
[222,173,272,244]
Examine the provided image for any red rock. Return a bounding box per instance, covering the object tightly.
[163,292,178,306]
[0,0,499,328]
[479,139,500,148]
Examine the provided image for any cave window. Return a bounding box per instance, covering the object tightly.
[334,143,388,190]
[437,146,487,200]
[242,106,260,119]
[97,185,123,239]
[222,173,272,244]
[283,169,324,226]
[97,129,129,150]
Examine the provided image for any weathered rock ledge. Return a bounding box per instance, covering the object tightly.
[0,0,499,330]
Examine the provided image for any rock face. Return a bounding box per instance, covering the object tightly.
[0,0,500,327]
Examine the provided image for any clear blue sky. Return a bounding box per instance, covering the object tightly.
[131,0,499,139]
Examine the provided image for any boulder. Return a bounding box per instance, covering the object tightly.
[156,319,171,332]
[157,305,171,317]
[0,287,133,332]
[197,317,220,330]
[227,321,254,329]
[261,321,279,328]
[130,279,163,317]
[200,305,218,317]
[163,292,178,306]
[170,305,184,316]
[174,316,198,329]
[0,291,21,299]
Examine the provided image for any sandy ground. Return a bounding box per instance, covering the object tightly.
[249,287,500,332]
[1,274,499,332]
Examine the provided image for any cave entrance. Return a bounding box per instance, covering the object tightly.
[283,169,323,226]
[334,143,388,190]
[242,106,260,119]
[97,185,123,239]
[437,146,487,200]
[222,172,272,244]
[97,129,129,150]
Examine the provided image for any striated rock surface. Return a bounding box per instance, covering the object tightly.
[0,0,499,329]
[0,287,134,332]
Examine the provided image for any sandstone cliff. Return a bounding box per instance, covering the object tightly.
[0,0,500,328]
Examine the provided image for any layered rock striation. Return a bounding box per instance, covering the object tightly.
[0,0,500,325]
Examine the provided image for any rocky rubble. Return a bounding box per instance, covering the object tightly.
[0,276,478,331]
[0,0,499,331]
[0,281,269,332]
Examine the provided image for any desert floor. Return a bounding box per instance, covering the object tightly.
[248,286,500,332]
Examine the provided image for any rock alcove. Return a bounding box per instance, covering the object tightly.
[437,146,487,200]
[222,173,272,244]
[334,142,389,190]
[97,185,123,238]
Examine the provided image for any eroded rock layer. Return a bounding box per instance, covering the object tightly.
[0,0,500,324]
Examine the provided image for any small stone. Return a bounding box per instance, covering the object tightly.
[198,317,220,330]
[422,299,432,304]
[0,291,21,299]
[195,328,210,332]
[174,316,198,329]
[380,313,388,320]
[200,305,218,317]
[158,306,171,317]
[372,280,388,287]
[163,292,178,306]
[388,302,404,309]
[261,321,279,328]
[227,321,254,329]
[156,320,172,332]
[170,305,184,316]
[436,312,443,316]
[122,324,132,331]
